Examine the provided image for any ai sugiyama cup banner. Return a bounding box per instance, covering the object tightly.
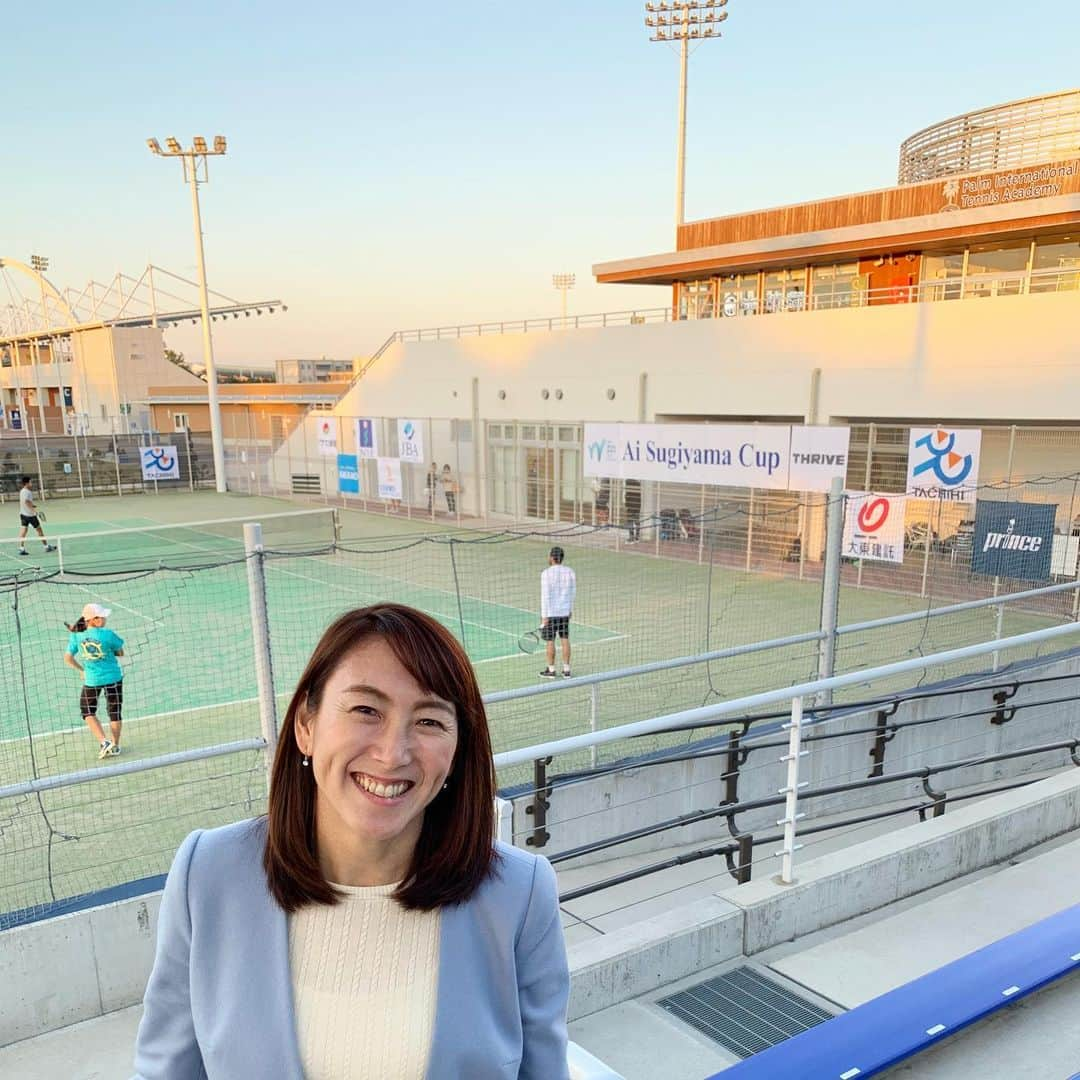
[583,423,850,493]
[971,501,1057,581]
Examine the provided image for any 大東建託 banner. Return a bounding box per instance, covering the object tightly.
[843,491,906,563]
[583,423,850,493]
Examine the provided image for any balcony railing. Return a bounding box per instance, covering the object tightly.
[350,266,1079,383]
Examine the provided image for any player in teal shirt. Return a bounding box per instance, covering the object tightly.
[64,603,126,759]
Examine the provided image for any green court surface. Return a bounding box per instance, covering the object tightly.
[0,491,1068,919]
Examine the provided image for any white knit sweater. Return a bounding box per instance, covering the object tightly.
[288,882,441,1079]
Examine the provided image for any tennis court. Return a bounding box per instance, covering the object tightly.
[0,491,1069,921]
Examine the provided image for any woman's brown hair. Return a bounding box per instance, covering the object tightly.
[263,603,497,912]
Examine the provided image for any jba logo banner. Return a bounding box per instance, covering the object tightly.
[971,500,1057,581]
[397,419,425,464]
[842,491,906,563]
[337,454,360,495]
[584,423,849,493]
[141,445,180,480]
[906,427,981,502]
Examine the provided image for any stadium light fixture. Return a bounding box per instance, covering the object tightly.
[552,273,576,323]
[146,133,230,493]
[645,0,730,233]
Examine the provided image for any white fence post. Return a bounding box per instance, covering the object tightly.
[244,523,279,776]
[816,476,844,708]
[777,696,807,885]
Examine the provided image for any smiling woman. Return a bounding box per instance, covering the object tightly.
[134,604,570,1080]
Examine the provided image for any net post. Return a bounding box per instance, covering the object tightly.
[57,536,65,574]
[244,522,279,774]
[112,429,123,496]
[331,507,341,545]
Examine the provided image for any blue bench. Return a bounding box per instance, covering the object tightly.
[708,902,1080,1078]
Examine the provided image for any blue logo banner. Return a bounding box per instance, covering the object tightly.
[971,500,1057,581]
[338,453,360,495]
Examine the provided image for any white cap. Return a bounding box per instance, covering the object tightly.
[82,603,111,621]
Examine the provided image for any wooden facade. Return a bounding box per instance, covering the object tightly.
[676,157,1080,251]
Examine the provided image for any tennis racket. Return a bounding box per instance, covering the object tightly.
[517,626,545,654]
[37,509,46,523]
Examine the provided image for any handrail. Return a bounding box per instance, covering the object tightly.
[349,260,1079,384]
[486,577,1080,709]
[493,621,1080,768]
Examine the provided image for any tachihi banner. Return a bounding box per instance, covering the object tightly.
[583,423,849,493]
[842,491,906,563]
[906,427,982,502]
[140,445,180,480]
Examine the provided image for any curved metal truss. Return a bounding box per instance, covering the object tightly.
[898,89,1080,185]
[0,260,284,345]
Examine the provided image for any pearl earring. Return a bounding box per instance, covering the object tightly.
[302,755,310,767]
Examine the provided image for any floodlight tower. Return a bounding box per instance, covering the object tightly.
[28,254,50,430]
[645,1,729,234]
[147,134,230,492]
[552,273,576,323]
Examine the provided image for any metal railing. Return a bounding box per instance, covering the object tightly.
[5,568,1076,804]
[349,261,1078,385]
[493,620,1080,889]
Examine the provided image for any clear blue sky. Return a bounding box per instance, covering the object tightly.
[6,1,1079,365]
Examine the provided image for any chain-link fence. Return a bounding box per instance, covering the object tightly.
[0,429,215,500]
[3,486,1079,926]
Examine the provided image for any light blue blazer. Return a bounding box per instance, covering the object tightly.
[133,818,570,1079]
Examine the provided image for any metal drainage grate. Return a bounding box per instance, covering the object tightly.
[658,965,834,1059]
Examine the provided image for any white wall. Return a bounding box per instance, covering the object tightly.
[333,291,1080,426]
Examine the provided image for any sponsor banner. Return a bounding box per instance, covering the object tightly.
[906,427,981,502]
[397,418,425,464]
[377,457,403,500]
[971,501,1056,581]
[843,491,906,563]
[62,386,73,408]
[337,454,360,495]
[583,423,850,492]
[9,407,22,431]
[355,418,379,459]
[315,417,338,457]
[141,445,180,480]
[789,426,851,493]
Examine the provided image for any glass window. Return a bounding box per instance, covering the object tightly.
[966,242,1030,276]
[1032,236,1080,293]
[521,425,536,441]
[717,273,759,317]
[558,426,575,443]
[763,269,806,314]
[810,263,858,310]
[678,280,716,320]
[921,252,965,300]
